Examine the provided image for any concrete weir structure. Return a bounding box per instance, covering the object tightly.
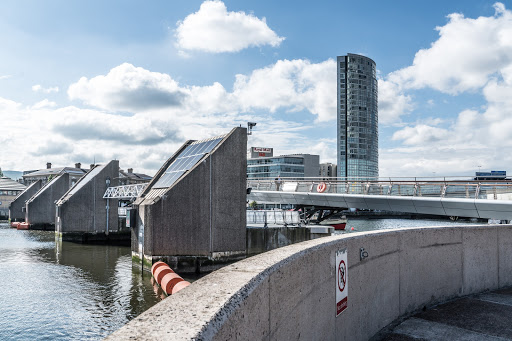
[107,224,512,340]
[25,174,70,230]
[56,160,121,243]
[132,127,247,273]
[9,180,42,222]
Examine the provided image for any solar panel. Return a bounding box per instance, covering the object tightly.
[153,136,224,189]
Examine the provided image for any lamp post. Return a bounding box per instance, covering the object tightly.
[106,177,111,236]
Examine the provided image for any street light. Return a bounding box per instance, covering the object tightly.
[106,177,111,236]
[247,122,257,135]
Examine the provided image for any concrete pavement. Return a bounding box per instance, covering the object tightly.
[380,287,512,340]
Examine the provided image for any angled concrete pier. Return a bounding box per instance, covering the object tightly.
[132,127,247,273]
[9,180,42,222]
[56,160,121,243]
[26,174,70,230]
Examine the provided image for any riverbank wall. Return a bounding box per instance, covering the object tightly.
[107,224,512,340]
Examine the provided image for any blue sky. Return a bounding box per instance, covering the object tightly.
[1,0,511,176]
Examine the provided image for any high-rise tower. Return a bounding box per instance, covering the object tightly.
[337,53,378,179]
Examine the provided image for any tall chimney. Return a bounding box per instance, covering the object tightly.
[128,168,133,174]
[46,162,52,169]
[75,163,81,169]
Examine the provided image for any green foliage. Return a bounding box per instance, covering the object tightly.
[249,200,258,209]
[0,167,3,177]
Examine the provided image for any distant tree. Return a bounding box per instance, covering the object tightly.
[0,167,3,177]
[249,200,258,210]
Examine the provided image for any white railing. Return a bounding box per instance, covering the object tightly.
[246,177,512,200]
[246,210,301,226]
[103,184,148,199]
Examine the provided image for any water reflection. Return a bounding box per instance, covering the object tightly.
[0,223,160,341]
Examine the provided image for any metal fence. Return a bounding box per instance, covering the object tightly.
[246,177,512,200]
[246,210,301,226]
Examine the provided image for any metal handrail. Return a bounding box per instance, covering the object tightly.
[103,184,148,199]
[246,178,512,200]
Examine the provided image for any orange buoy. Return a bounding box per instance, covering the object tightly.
[160,273,184,295]
[171,281,191,295]
[17,223,29,230]
[317,182,327,193]
[351,227,354,231]
[151,261,167,276]
[154,266,174,285]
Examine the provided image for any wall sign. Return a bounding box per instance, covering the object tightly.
[336,248,348,316]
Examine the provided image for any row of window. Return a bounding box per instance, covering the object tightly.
[247,165,304,173]
[247,157,304,165]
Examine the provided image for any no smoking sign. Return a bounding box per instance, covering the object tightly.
[336,248,348,316]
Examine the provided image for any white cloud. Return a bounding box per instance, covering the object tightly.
[378,79,414,124]
[233,59,336,122]
[31,99,57,109]
[32,84,59,93]
[392,124,450,145]
[374,3,512,175]
[3,59,338,174]
[388,3,512,94]
[0,75,11,80]
[175,0,284,53]
[68,63,189,112]
[0,97,21,112]
[388,72,512,176]
[68,60,336,122]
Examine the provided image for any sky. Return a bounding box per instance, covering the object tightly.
[1,0,512,177]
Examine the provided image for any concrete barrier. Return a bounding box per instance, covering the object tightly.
[106,224,512,340]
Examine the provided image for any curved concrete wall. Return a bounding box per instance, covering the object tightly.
[107,225,512,340]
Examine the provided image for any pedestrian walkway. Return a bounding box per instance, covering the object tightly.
[381,287,512,340]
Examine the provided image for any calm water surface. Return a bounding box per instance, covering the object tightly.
[337,217,484,233]
[0,218,484,340]
[0,222,160,341]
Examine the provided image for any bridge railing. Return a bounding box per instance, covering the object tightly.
[246,177,512,200]
[103,184,148,199]
[246,210,301,225]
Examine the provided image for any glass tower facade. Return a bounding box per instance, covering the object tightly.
[337,53,378,179]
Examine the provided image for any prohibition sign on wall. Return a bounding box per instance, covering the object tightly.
[338,260,346,292]
[336,248,348,317]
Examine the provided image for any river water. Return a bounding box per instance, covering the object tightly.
[337,216,484,233]
[0,222,160,341]
[0,218,484,340]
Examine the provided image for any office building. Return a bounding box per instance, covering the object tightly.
[247,150,320,179]
[337,53,378,179]
[319,163,337,179]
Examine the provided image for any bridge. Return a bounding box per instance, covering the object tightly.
[247,177,512,220]
[103,184,147,199]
